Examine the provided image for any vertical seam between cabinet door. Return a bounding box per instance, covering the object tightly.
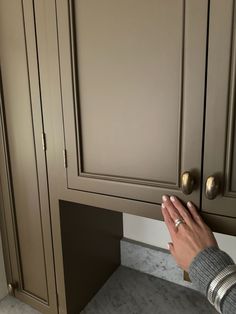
[200,0,211,211]
[224,0,236,195]
[68,0,85,177]
[177,0,185,187]
[54,0,70,188]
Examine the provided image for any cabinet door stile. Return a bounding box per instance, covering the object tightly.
[202,0,236,220]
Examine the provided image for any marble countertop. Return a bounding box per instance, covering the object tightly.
[82,266,217,314]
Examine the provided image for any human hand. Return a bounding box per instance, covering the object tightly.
[161,195,218,272]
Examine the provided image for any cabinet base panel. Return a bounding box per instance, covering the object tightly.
[59,200,123,313]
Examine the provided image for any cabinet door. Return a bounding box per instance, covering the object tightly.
[56,0,208,206]
[0,1,57,313]
[202,0,236,219]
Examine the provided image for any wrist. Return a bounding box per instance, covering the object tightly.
[207,265,236,313]
[189,246,234,294]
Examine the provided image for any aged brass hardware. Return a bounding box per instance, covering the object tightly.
[63,149,68,168]
[42,132,46,151]
[181,172,195,195]
[183,271,191,282]
[8,282,18,295]
[205,176,220,200]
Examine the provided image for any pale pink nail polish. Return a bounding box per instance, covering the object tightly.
[162,195,168,201]
[170,196,176,202]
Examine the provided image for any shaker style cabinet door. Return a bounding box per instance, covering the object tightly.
[56,0,209,206]
[0,1,57,313]
[202,0,236,219]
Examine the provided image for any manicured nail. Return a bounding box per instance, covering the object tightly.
[161,203,165,209]
[167,243,170,250]
[187,201,192,208]
[170,196,176,202]
[162,195,168,201]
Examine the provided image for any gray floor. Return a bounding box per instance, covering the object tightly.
[82,266,217,314]
[0,266,217,314]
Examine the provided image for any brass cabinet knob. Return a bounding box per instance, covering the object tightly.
[205,176,220,200]
[181,171,195,195]
[8,282,18,295]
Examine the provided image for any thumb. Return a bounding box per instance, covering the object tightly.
[167,242,175,256]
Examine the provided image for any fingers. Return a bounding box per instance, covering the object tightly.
[162,195,203,229]
[169,196,194,226]
[162,195,184,224]
[186,201,205,227]
[161,204,176,239]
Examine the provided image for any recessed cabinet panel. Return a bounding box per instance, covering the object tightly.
[75,0,181,183]
[57,0,208,205]
[202,0,236,218]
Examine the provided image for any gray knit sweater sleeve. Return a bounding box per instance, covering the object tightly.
[189,247,236,314]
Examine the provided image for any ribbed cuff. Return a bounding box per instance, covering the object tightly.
[189,247,235,295]
[221,288,236,314]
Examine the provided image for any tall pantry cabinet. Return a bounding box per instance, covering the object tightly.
[0,1,58,313]
[0,1,236,314]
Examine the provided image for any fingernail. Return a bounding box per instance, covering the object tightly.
[167,243,170,250]
[161,203,165,209]
[187,201,192,208]
[170,196,176,202]
[162,195,168,201]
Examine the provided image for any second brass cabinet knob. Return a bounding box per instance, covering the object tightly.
[205,176,220,200]
[181,172,195,195]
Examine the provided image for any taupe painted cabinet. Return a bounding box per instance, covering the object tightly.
[1,1,236,314]
[57,0,207,208]
[46,0,236,231]
[0,1,57,313]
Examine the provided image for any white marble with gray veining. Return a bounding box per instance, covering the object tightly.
[121,238,195,290]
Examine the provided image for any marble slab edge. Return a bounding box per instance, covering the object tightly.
[120,237,197,291]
